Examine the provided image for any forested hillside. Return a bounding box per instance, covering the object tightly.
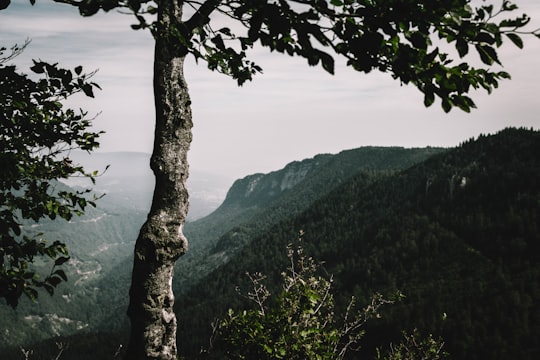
[1,146,441,359]
[3,128,538,359]
[85,146,443,337]
[174,127,540,359]
[175,145,444,296]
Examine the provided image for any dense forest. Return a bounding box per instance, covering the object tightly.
[56,145,442,341]
[174,127,539,359]
[2,128,538,359]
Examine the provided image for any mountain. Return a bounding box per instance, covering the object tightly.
[5,128,539,359]
[0,146,443,356]
[177,146,444,289]
[85,146,443,337]
[172,127,540,359]
[6,129,540,360]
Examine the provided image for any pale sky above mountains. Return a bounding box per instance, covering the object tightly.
[2,1,540,179]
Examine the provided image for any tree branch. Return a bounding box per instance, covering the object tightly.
[184,0,222,32]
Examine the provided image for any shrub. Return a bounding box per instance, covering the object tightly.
[207,232,445,359]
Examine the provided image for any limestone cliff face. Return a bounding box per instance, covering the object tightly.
[221,154,332,209]
[204,146,446,258]
[220,146,446,212]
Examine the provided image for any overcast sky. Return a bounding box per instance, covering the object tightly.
[2,0,540,179]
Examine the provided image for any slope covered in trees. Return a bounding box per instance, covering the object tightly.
[0,145,441,357]
[176,146,444,294]
[3,128,538,359]
[174,127,540,359]
[85,146,443,336]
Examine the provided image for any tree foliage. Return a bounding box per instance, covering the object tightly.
[44,0,539,112]
[207,236,445,360]
[376,329,447,360]
[0,42,102,308]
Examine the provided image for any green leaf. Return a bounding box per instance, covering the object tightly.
[23,271,36,279]
[424,90,435,108]
[81,83,95,97]
[30,60,45,74]
[53,269,68,281]
[475,44,500,65]
[506,33,523,48]
[476,32,495,45]
[263,344,273,354]
[42,283,54,296]
[319,52,335,74]
[54,256,70,266]
[455,39,469,57]
[484,23,500,34]
[441,98,453,113]
[218,27,232,36]
[47,275,62,287]
[24,287,38,301]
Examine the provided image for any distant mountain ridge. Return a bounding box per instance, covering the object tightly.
[221,146,445,210]
[222,154,332,208]
[175,146,444,292]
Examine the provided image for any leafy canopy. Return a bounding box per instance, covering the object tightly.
[28,0,540,113]
[0,42,102,308]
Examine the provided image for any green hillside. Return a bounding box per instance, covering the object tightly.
[3,128,538,359]
[87,145,442,336]
[174,127,540,359]
[1,146,443,359]
[176,145,444,295]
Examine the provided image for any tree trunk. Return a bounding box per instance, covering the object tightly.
[126,1,191,359]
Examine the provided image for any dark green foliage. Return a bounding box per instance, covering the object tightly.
[0,42,102,308]
[207,240,405,360]
[19,0,540,111]
[376,329,447,360]
[175,128,540,359]
[0,194,147,349]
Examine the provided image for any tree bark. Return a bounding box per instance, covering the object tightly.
[126,1,191,359]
